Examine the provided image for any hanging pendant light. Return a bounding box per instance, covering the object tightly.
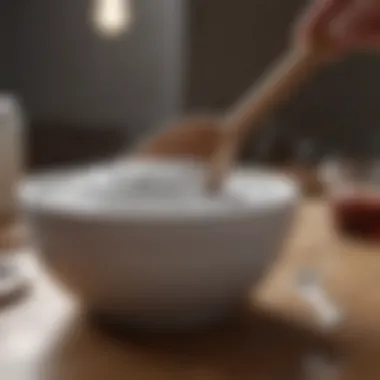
[92,0,133,38]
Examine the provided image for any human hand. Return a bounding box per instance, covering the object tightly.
[297,0,380,56]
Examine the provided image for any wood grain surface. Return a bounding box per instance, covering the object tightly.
[1,200,380,379]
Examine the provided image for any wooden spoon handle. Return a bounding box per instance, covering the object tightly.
[207,47,324,192]
[226,48,321,133]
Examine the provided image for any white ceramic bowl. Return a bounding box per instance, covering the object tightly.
[20,160,299,329]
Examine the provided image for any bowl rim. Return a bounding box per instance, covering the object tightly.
[19,159,299,225]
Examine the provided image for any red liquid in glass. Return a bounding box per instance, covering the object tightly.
[333,196,380,240]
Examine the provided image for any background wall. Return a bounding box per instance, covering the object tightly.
[4,0,185,138]
[1,0,380,160]
[0,0,18,91]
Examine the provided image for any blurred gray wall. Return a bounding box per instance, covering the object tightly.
[9,0,185,137]
[0,0,18,91]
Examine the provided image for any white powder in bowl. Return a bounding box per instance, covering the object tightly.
[20,160,297,220]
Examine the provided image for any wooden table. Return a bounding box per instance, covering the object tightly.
[2,200,380,379]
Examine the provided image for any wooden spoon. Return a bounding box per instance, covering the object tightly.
[206,47,325,191]
[135,47,325,192]
[134,114,222,161]
[135,48,323,163]
[133,0,341,192]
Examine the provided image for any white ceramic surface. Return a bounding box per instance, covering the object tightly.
[20,160,299,329]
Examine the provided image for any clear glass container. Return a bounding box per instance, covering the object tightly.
[0,94,24,218]
[320,157,380,240]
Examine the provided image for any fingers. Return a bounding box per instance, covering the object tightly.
[359,22,380,48]
[299,0,350,43]
[331,0,380,48]
[306,0,351,38]
[298,0,380,51]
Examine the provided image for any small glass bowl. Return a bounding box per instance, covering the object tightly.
[319,158,380,241]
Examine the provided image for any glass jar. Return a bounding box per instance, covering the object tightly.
[0,94,24,219]
[320,157,380,240]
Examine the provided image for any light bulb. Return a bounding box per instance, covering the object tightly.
[92,0,133,37]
